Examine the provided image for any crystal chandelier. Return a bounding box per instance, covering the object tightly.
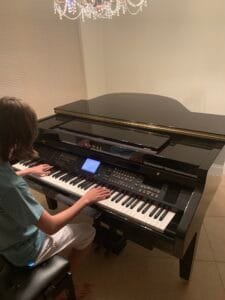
[54,0,148,21]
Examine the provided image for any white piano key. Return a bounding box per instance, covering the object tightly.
[13,162,175,232]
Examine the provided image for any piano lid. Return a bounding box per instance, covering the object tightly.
[55,93,225,142]
[59,119,169,151]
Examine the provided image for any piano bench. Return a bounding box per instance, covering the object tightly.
[0,255,76,300]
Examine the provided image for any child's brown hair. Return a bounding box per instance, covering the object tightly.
[0,97,38,162]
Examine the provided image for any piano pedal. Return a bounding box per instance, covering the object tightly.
[93,220,127,256]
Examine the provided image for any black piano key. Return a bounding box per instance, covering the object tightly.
[66,177,78,184]
[130,199,140,209]
[84,181,95,189]
[70,177,83,185]
[60,173,74,182]
[22,160,33,166]
[149,206,159,217]
[20,159,31,165]
[83,182,95,190]
[53,171,66,178]
[113,193,125,203]
[159,209,169,221]
[111,192,122,202]
[49,167,59,174]
[154,207,164,219]
[137,201,147,212]
[30,160,43,167]
[125,198,136,207]
[78,180,88,188]
[121,196,133,205]
[49,170,61,177]
[115,193,127,203]
[24,160,37,167]
[81,181,93,189]
[109,190,118,198]
[142,203,151,214]
[89,183,98,189]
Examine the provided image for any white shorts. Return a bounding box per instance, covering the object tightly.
[35,223,96,265]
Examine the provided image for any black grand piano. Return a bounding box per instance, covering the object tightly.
[13,93,225,280]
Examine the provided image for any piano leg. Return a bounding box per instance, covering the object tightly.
[179,233,197,280]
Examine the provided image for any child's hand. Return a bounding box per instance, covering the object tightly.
[81,187,111,205]
[29,164,53,177]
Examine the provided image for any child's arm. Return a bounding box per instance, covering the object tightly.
[36,187,111,235]
[16,164,52,177]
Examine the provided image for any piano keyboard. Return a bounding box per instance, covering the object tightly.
[13,160,176,233]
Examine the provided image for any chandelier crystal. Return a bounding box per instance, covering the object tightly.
[54,0,148,21]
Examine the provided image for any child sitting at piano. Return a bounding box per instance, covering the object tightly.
[0,96,110,299]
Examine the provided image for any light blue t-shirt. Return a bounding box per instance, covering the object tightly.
[0,162,45,266]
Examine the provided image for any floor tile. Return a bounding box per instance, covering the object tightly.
[207,180,225,217]
[217,262,225,290]
[77,251,225,300]
[195,225,214,261]
[204,217,225,262]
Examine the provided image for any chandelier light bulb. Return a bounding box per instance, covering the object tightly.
[54,0,148,21]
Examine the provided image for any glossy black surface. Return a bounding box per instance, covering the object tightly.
[55,93,225,137]
[60,119,169,150]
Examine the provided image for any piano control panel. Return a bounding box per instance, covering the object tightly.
[35,145,164,203]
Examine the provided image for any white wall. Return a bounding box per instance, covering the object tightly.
[80,0,225,114]
[79,21,106,98]
[0,0,86,117]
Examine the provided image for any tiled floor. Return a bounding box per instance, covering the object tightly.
[33,176,225,300]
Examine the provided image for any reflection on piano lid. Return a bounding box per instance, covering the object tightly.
[55,93,225,141]
[59,119,170,151]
